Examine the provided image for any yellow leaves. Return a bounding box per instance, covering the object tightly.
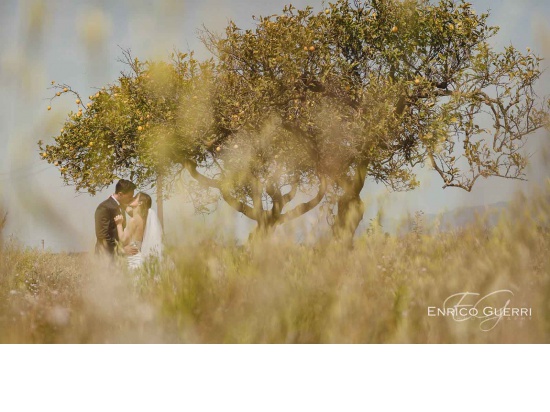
[56,92,61,97]
[76,99,81,104]
[63,88,68,93]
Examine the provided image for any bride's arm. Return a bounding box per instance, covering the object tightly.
[115,215,135,246]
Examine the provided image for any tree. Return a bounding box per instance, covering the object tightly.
[40,0,549,240]
[316,0,549,237]
[202,3,419,236]
[39,51,217,196]
[205,0,549,238]
[40,48,330,237]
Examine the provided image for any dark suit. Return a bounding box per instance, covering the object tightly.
[95,197,125,256]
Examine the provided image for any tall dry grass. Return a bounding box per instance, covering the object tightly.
[1,185,549,343]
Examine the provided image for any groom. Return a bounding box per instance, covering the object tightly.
[95,179,138,257]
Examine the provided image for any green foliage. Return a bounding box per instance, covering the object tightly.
[40,0,549,234]
[40,52,217,195]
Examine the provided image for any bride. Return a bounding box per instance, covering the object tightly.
[114,192,163,269]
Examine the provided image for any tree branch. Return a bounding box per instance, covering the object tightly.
[182,159,256,219]
[280,176,327,222]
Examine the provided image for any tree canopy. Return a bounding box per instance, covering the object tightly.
[40,0,549,238]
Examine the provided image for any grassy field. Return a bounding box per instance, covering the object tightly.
[1,187,549,344]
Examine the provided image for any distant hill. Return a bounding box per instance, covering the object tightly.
[424,201,509,231]
[364,201,511,235]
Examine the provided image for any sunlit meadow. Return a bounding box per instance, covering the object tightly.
[1,183,549,343]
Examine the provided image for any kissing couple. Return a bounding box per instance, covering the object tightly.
[95,179,163,269]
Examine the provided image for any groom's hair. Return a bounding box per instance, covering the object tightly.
[115,179,136,194]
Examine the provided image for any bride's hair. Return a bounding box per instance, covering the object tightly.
[136,192,152,220]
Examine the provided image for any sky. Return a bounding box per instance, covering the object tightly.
[0,0,549,252]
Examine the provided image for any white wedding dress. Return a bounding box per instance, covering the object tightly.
[127,208,164,270]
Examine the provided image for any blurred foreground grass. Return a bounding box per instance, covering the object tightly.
[1,187,549,343]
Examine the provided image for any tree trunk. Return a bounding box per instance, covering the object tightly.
[333,186,365,241]
[247,184,278,242]
[248,219,278,242]
[332,162,368,241]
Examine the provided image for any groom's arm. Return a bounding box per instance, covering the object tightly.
[95,205,113,244]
